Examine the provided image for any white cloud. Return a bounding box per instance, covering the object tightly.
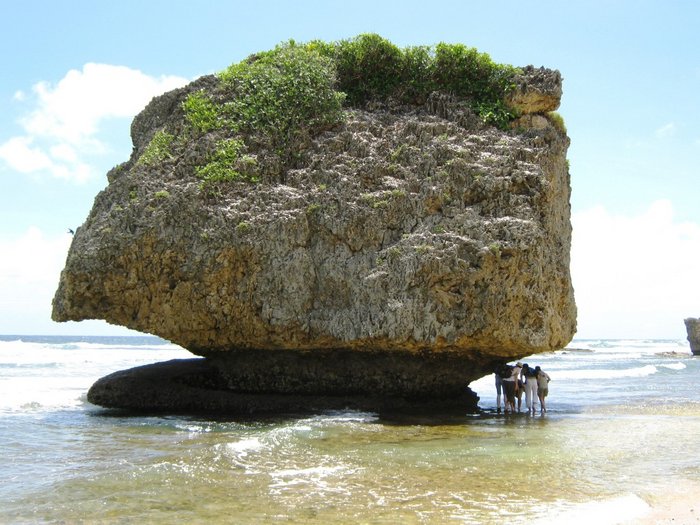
[0,136,53,173]
[0,228,140,335]
[655,122,676,139]
[0,228,71,330]
[49,143,78,163]
[0,135,93,183]
[22,63,187,145]
[571,200,700,339]
[0,227,70,287]
[0,63,188,183]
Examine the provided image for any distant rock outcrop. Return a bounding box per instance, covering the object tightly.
[53,36,576,413]
[685,318,700,355]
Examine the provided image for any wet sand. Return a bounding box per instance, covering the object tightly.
[630,481,700,525]
[638,501,699,524]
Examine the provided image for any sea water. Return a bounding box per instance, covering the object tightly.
[1,336,698,524]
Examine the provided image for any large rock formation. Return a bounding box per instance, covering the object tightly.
[52,37,576,413]
[685,318,700,355]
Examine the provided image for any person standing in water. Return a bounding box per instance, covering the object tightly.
[535,365,551,414]
[521,363,539,416]
[502,362,522,413]
[494,366,505,413]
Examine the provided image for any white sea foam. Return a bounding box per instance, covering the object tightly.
[267,464,355,497]
[552,364,658,380]
[0,376,86,412]
[568,339,690,354]
[0,339,169,354]
[659,362,686,370]
[226,438,264,456]
[268,465,352,493]
[472,364,660,389]
[272,465,346,478]
[533,493,650,525]
[0,337,188,413]
[314,410,379,423]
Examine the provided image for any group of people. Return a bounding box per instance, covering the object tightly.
[494,362,550,415]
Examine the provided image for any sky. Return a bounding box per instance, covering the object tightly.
[0,0,698,339]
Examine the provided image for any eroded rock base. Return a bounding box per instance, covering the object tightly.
[87,358,481,415]
[204,347,496,398]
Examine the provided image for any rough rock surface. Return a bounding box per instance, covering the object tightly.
[86,358,479,414]
[505,66,562,115]
[685,318,700,355]
[54,59,576,412]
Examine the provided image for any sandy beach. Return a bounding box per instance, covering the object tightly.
[622,479,700,525]
[637,493,699,524]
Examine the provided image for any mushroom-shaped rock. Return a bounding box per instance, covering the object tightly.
[53,36,576,412]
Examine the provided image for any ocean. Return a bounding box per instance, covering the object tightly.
[1,335,698,524]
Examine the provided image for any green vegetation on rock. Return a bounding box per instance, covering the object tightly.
[196,138,260,192]
[176,34,520,194]
[218,43,345,150]
[153,190,170,199]
[182,90,222,133]
[137,130,175,167]
[182,43,345,147]
[182,42,345,191]
[309,34,519,127]
[547,111,567,134]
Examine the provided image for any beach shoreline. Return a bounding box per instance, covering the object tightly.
[635,489,699,525]
[620,478,700,525]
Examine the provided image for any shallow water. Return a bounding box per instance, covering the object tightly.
[1,337,698,523]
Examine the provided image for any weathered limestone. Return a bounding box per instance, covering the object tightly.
[86,358,480,414]
[505,65,562,115]
[685,318,700,355]
[54,60,576,413]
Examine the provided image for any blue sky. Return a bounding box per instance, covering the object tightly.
[1,0,698,339]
